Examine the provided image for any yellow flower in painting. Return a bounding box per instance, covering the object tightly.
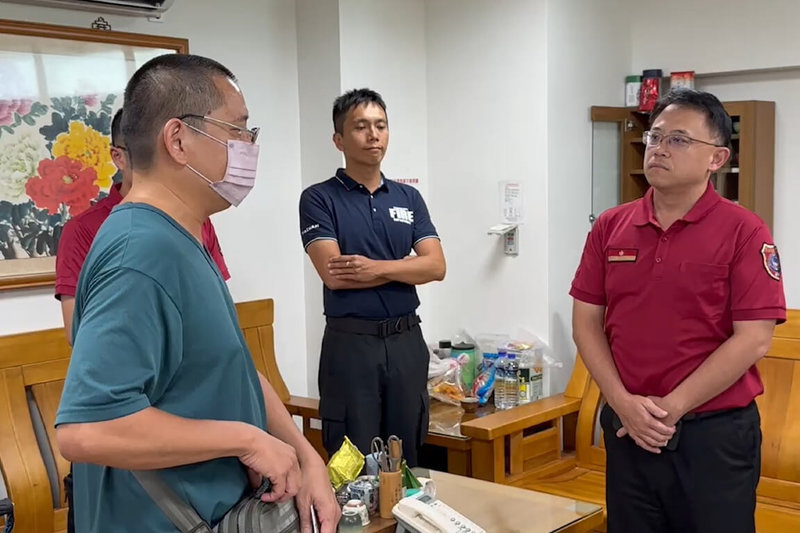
[52,121,116,190]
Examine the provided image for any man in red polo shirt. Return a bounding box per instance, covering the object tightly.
[56,108,230,345]
[571,89,785,533]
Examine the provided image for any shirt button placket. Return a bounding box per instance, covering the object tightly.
[370,196,380,228]
[654,232,668,279]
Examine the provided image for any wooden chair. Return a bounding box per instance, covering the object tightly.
[459,311,800,531]
[0,298,319,533]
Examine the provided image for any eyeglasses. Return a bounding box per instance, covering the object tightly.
[643,130,725,150]
[179,114,260,144]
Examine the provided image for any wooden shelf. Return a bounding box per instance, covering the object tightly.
[591,101,775,229]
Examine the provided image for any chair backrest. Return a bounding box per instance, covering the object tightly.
[563,355,605,472]
[0,298,285,533]
[0,328,71,533]
[568,311,800,504]
[755,310,800,505]
[236,299,290,402]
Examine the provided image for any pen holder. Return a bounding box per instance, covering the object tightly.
[379,470,403,519]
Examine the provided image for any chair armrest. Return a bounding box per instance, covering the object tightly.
[284,395,320,419]
[460,394,581,441]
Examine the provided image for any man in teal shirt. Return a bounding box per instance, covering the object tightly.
[55,54,339,533]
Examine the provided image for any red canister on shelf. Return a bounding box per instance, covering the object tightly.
[639,69,662,112]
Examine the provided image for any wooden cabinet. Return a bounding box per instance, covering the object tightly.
[590,101,775,229]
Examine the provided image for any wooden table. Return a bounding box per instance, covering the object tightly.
[425,399,495,476]
[360,468,603,533]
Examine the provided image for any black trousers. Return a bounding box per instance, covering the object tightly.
[600,402,761,533]
[318,317,429,467]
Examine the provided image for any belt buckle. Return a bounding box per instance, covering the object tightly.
[379,318,405,337]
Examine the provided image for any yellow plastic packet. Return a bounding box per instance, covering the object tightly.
[327,436,365,490]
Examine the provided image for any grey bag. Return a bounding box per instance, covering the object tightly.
[133,471,300,533]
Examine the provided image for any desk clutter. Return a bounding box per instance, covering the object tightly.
[327,436,440,530]
[428,329,562,411]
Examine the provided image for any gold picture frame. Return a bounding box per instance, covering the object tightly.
[0,18,187,291]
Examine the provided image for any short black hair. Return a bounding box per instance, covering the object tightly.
[650,89,732,147]
[122,53,236,170]
[111,108,123,147]
[332,88,387,134]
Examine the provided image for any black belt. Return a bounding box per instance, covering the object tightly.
[682,401,756,422]
[326,313,421,338]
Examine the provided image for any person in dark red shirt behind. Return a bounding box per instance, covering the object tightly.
[55,108,230,345]
[571,89,785,533]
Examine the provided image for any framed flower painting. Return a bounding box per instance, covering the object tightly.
[0,18,187,290]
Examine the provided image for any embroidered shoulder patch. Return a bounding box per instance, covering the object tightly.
[761,243,781,281]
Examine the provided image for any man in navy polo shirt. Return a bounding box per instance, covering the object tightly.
[299,88,445,466]
[571,89,785,532]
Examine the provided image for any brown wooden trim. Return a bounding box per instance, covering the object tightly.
[470,438,505,483]
[767,338,800,360]
[0,18,188,53]
[445,449,471,477]
[523,426,560,460]
[590,106,635,123]
[509,431,524,476]
[236,299,275,329]
[565,355,590,398]
[759,477,800,506]
[0,272,56,291]
[0,328,71,370]
[54,507,68,533]
[460,394,582,441]
[753,101,776,230]
[23,359,71,386]
[284,395,320,418]
[425,432,472,451]
[775,310,800,337]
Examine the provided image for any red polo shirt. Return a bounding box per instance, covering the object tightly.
[570,182,785,412]
[55,183,230,299]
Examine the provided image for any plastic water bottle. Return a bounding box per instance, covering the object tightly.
[504,353,520,409]
[494,350,508,410]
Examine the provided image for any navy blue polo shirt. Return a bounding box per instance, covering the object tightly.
[299,169,439,319]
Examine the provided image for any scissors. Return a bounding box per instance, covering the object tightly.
[387,435,403,472]
[370,437,390,472]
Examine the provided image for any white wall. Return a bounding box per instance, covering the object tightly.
[425,0,550,345]
[0,0,309,396]
[296,0,342,396]
[339,0,428,200]
[630,0,799,307]
[337,0,434,339]
[631,0,800,74]
[294,0,431,395]
[546,0,632,390]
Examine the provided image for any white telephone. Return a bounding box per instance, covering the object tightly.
[393,493,485,533]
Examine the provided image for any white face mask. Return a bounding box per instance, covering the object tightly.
[185,124,260,207]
